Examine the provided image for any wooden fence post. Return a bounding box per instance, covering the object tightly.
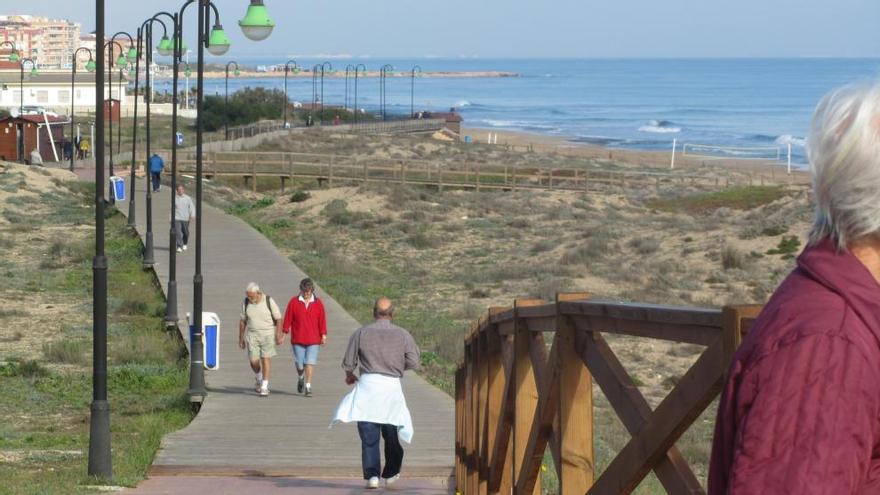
[486,307,513,495]
[548,169,554,190]
[363,158,368,182]
[476,163,481,192]
[514,298,544,495]
[556,293,594,494]
[438,163,444,193]
[251,156,257,192]
[328,155,335,187]
[478,323,490,495]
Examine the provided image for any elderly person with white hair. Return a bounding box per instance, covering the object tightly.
[709,83,880,494]
[238,282,283,397]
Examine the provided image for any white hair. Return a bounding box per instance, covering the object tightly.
[245,282,261,294]
[808,82,880,249]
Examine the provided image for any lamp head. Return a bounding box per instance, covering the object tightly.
[184,66,192,78]
[127,46,138,62]
[239,0,275,41]
[157,37,173,57]
[85,59,97,72]
[234,68,241,76]
[207,24,231,56]
[9,51,19,62]
[116,54,128,67]
[30,66,38,77]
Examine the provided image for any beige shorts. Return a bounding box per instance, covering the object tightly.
[246,331,277,360]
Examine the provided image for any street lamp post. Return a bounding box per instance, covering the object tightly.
[225,60,239,139]
[344,64,354,112]
[88,0,112,480]
[138,17,169,268]
[282,59,297,129]
[353,63,365,124]
[380,64,394,121]
[410,65,421,118]
[71,48,95,172]
[18,58,37,163]
[319,62,331,124]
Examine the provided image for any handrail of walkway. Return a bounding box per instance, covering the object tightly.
[157,149,796,193]
[454,292,762,495]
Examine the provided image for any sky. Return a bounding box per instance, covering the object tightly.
[15,0,880,59]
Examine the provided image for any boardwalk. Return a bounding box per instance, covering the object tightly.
[115,177,454,492]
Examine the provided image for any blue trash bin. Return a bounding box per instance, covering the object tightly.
[189,312,221,370]
[109,176,125,201]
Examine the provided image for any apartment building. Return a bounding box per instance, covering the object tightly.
[0,15,81,68]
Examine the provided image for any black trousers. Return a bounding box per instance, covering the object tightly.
[357,422,403,480]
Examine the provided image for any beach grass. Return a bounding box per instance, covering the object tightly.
[0,176,192,494]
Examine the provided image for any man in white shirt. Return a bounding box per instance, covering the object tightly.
[238,282,283,397]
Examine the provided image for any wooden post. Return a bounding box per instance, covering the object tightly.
[548,169,554,190]
[363,158,368,182]
[486,307,513,495]
[251,156,257,192]
[514,298,544,495]
[504,165,509,185]
[478,326,490,495]
[583,170,588,194]
[476,163,481,192]
[280,176,287,193]
[556,293,593,494]
[438,163,444,193]
[329,155,334,187]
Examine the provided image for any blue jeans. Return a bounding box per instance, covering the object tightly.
[357,422,403,480]
[292,344,320,368]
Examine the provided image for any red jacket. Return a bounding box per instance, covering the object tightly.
[709,239,880,494]
[281,294,327,346]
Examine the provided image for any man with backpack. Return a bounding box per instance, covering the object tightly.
[239,282,283,397]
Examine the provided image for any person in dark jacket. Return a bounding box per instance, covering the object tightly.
[149,153,164,192]
[709,83,880,494]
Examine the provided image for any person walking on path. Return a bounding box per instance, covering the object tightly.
[280,278,327,397]
[149,153,165,192]
[331,297,420,489]
[709,83,880,493]
[174,185,195,253]
[239,282,283,397]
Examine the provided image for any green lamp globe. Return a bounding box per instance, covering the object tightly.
[156,37,173,57]
[184,67,192,78]
[9,51,19,62]
[116,54,128,67]
[207,25,231,56]
[127,47,138,62]
[30,67,38,77]
[85,59,97,72]
[239,0,275,41]
[234,69,241,76]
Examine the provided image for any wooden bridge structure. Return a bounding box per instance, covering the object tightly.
[454,293,762,495]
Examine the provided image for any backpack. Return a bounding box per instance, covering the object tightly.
[243,295,278,326]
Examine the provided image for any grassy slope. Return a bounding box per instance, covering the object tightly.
[0,170,192,494]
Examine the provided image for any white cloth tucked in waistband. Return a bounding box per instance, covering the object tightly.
[330,373,414,444]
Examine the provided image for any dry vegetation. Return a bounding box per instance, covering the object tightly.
[204,130,814,491]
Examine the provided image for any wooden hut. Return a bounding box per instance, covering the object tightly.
[0,114,68,163]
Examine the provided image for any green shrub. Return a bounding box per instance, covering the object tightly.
[627,237,661,255]
[721,245,746,270]
[201,87,286,132]
[766,235,801,256]
[289,190,311,203]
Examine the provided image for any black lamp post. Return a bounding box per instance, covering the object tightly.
[0,41,18,63]
[319,61,331,124]
[17,58,36,163]
[138,17,170,268]
[282,59,297,129]
[344,64,354,112]
[88,0,112,480]
[380,64,394,121]
[225,60,239,139]
[353,63,365,124]
[311,64,318,124]
[410,65,421,118]
[71,48,95,172]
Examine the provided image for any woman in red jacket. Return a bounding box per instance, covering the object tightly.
[709,83,880,494]
[280,278,327,396]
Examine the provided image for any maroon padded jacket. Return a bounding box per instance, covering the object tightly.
[709,239,880,494]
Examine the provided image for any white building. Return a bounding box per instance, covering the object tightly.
[0,72,128,115]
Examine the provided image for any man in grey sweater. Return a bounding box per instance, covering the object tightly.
[174,185,195,253]
[339,297,420,489]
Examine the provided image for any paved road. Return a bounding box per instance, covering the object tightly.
[113,176,454,492]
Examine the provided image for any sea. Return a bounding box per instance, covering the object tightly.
[150,58,880,166]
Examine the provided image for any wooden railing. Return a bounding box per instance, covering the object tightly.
[160,150,769,193]
[454,293,762,495]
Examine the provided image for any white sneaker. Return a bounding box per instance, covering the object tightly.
[259,387,269,397]
[366,477,379,489]
[255,378,262,393]
[384,474,400,487]
[182,244,188,251]
[176,247,183,253]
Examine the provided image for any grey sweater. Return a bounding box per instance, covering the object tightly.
[175,194,196,221]
[342,319,421,378]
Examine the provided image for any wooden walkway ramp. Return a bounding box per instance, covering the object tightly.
[116,179,453,492]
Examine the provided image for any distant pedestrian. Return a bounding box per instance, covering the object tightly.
[63,139,73,161]
[80,139,90,159]
[29,148,43,166]
[280,278,327,397]
[149,153,164,192]
[174,185,195,253]
[239,283,283,397]
[333,114,341,125]
[331,297,420,489]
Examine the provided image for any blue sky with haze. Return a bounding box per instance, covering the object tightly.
[16,0,880,58]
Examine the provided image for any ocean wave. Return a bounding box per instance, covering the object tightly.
[453,100,472,108]
[775,134,806,147]
[480,119,559,131]
[639,119,681,134]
